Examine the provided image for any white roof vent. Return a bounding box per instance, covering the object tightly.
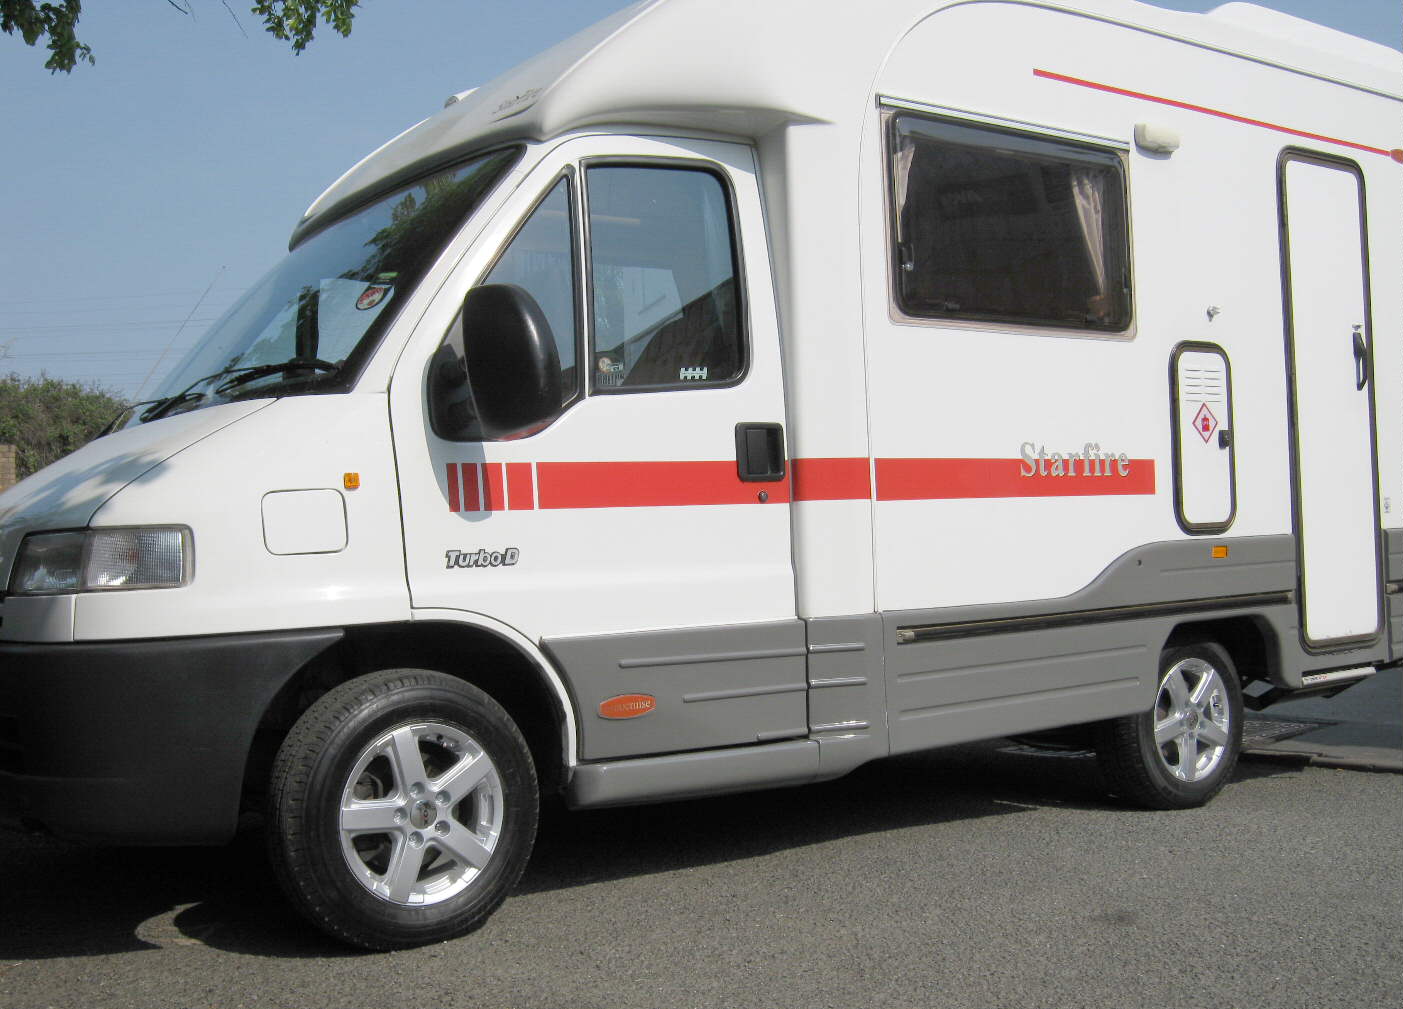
[444,87,478,109]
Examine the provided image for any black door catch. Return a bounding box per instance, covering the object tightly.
[735,423,786,482]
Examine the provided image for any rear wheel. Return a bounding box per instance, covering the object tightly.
[268,669,538,949]
[1095,643,1242,810]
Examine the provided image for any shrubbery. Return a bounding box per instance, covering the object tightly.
[0,373,127,481]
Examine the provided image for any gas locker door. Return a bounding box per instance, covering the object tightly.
[1171,344,1236,533]
[1279,154,1383,648]
[391,136,805,760]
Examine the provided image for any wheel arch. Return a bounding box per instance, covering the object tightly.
[1162,614,1281,687]
[242,615,578,812]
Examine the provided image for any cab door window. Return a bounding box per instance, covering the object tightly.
[585,165,745,391]
[483,177,580,404]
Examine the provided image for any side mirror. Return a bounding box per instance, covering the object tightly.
[458,283,562,440]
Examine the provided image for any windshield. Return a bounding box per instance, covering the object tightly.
[124,147,521,427]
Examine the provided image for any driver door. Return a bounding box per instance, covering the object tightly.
[390,135,803,760]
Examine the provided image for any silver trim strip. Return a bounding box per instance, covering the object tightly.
[682,682,809,703]
[809,675,869,689]
[757,727,808,742]
[808,641,867,654]
[898,675,1139,720]
[1300,666,1375,686]
[811,720,872,733]
[896,645,1147,684]
[618,646,807,669]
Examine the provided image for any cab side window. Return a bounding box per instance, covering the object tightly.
[585,165,745,391]
[484,177,579,404]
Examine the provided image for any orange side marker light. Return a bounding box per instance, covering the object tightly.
[1212,545,1229,559]
[344,472,361,491]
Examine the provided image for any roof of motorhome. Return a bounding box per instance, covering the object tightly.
[293,0,1403,244]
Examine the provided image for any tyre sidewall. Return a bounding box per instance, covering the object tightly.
[1133,643,1243,807]
[285,674,537,946]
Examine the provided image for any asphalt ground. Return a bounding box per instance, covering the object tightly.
[1,740,1399,1009]
[1244,667,1402,771]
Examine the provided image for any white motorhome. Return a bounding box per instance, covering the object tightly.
[1,0,1399,949]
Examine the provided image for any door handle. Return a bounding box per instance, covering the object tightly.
[1353,327,1369,391]
[735,423,786,482]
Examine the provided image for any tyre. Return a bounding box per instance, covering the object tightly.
[267,669,538,949]
[1094,642,1242,810]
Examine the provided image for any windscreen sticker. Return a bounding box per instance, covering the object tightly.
[356,284,391,311]
[597,356,624,387]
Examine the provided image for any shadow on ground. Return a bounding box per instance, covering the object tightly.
[0,740,1303,962]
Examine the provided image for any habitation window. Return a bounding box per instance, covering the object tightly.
[585,164,745,391]
[890,115,1131,332]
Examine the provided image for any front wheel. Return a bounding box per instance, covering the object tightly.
[267,670,538,949]
[1094,643,1242,810]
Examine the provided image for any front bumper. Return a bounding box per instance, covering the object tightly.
[0,628,342,845]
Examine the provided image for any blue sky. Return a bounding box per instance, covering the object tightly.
[1,0,1399,399]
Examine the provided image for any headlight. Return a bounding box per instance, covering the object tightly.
[7,531,85,594]
[8,527,192,596]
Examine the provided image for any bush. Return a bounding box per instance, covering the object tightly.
[0,373,127,480]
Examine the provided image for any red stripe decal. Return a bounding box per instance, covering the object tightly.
[876,458,1155,500]
[792,457,872,501]
[538,461,790,509]
[446,463,461,513]
[481,463,507,512]
[1034,69,1394,158]
[460,463,481,513]
[507,463,535,511]
[449,457,1157,511]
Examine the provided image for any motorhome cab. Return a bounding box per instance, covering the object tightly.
[1,0,1399,948]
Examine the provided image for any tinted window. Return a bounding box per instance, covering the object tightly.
[484,178,579,403]
[586,166,744,390]
[891,116,1130,331]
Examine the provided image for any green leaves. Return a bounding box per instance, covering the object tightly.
[1,1,94,73]
[0,373,126,480]
[3,1,362,73]
[252,0,359,53]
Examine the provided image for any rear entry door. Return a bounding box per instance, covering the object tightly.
[1279,153,1382,648]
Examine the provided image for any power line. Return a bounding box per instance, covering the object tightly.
[3,301,241,318]
[0,288,247,306]
[3,351,194,360]
[0,319,222,334]
[135,266,226,400]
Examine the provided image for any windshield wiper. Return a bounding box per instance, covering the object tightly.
[212,357,339,393]
[139,389,208,424]
[99,397,165,436]
[140,358,340,423]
